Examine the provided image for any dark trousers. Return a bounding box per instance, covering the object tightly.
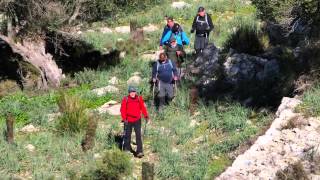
[124,119,143,153]
[195,35,209,54]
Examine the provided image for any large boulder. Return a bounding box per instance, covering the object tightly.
[190,44,287,107]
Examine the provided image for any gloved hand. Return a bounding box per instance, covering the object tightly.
[174,76,178,81]
[145,116,151,124]
[190,29,195,33]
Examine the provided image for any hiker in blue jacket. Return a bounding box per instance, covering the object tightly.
[152,52,178,111]
[159,16,175,50]
[161,23,190,47]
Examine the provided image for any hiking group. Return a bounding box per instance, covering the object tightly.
[120,7,214,158]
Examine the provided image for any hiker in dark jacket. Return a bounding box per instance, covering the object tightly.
[120,86,149,158]
[190,7,214,55]
[165,37,185,78]
[152,53,178,111]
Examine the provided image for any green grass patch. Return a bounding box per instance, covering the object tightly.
[206,155,232,178]
[296,84,320,117]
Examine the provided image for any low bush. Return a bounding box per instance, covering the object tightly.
[56,92,89,134]
[82,149,132,180]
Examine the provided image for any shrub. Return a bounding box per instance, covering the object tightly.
[223,17,264,55]
[94,149,132,180]
[56,92,89,134]
[74,68,98,85]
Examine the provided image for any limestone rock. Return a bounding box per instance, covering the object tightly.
[171,1,191,9]
[25,144,35,152]
[217,97,320,179]
[115,26,130,33]
[97,101,121,116]
[92,85,119,96]
[20,124,40,133]
[127,73,142,86]
[47,112,61,122]
[108,77,119,85]
[99,27,113,34]
[143,24,159,32]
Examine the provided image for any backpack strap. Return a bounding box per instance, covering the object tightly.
[205,14,210,28]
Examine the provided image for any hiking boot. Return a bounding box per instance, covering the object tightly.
[136,152,144,158]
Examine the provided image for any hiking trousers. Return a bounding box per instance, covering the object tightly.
[124,119,143,153]
[194,35,209,54]
[157,80,174,99]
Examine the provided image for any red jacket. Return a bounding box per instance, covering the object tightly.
[120,95,149,123]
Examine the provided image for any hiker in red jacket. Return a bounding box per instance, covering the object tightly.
[120,86,149,158]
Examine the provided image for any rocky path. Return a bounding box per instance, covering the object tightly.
[217,97,320,179]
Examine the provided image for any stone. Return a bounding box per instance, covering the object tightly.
[108,77,119,85]
[25,144,35,152]
[142,24,159,32]
[99,27,113,34]
[171,1,191,9]
[92,85,119,96]
[217,97,320,179]
[119,51,126,59]
[94,153,102,159]
[97,102,121,116]
[127,75,142,86]
[20,124,40,133]
[189,119,199,127]
[47,112,61,122]
[115,26,130,33]
[172,147,179,153]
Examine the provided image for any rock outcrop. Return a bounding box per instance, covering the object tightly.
[190,44,284,107]
[217,97,320,179]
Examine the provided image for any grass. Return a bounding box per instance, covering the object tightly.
[0,1,273,179]
[296,84,320,117]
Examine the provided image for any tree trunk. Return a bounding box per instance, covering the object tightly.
[7,17,15,41]
[6,113,14,144]
[0,35,63,89]
[142,162,154,180]
[81,114,98,152]
[130,20,144,43]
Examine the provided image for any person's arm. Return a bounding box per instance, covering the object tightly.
[120,97,127,121]
[191,16,197,33]
[161,30,172,45]
[181,31,190,45]
[152,62,157,80]
[139,96,149,119]
[207,14,214,32]
[160,27,168,47]
[171,60,178,77]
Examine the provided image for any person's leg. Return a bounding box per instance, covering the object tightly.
[133,119,143,154]
[157,81,166,112]
[194,35,201,55]
[166,82,175,103]
[124,122,133,151]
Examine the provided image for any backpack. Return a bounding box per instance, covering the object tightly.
[196,14,210,31]
[156,59,174,79]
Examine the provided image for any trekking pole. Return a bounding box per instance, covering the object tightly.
[143,119,148,138]
[174,80,178,97]
[121,120,128,151]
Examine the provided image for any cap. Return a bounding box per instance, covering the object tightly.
[170,36,176,42]
[128,86,137,93]
[198,6,205,12]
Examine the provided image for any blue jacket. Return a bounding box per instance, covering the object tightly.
[159,25,172,46]
[152,59,178,83]
[161,30,190,46]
